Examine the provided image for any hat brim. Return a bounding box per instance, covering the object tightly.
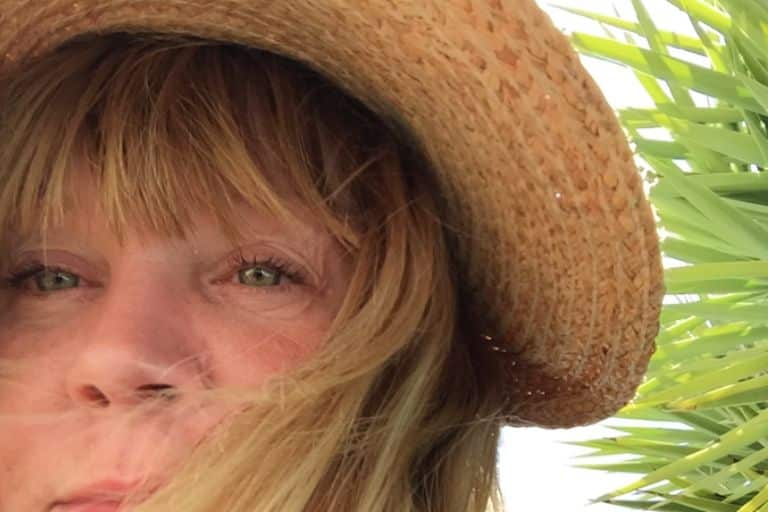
[0,0,664,427]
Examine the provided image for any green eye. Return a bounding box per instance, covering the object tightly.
[35,269,79,292]
[238,266,282,287]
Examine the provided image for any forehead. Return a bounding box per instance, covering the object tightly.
[5,165,332,252]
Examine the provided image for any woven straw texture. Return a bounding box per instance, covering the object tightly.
[0,0,665,428]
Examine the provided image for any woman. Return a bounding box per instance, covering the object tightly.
[0,1,665,511]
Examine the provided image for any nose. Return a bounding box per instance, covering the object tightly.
[65,276,208,409]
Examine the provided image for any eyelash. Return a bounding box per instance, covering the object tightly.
[2,253,307,292]
[3,262,70,289]
[226,252,307,287]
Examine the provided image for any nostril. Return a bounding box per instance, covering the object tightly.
[81,384,110,407]
[136,383,177,401]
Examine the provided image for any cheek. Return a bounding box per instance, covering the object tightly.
[0,325,71,412]
[0,344,69,510]
[196,303,334,386]
[0,419,50,509]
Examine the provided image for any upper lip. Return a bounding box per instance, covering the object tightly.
[50,478,162,509]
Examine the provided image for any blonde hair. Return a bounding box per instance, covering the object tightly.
[0,32,508,511]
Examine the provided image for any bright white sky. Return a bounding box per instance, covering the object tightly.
[497,1,695,511]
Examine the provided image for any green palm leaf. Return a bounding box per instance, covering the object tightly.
[548,1,768,510]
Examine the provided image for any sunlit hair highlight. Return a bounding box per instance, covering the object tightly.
[0,32,508,511]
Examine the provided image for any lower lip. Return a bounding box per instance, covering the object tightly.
[51,502,124,512]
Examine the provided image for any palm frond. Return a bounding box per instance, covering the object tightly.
[549,1,768,510]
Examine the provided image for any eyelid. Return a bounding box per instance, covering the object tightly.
[5,250,104,285]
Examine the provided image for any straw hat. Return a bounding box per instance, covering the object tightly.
[0,0,664,428]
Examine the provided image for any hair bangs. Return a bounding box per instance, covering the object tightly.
[0,32,364,254]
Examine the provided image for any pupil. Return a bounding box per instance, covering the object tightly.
[240,266,280,286]
[38,270,77,291]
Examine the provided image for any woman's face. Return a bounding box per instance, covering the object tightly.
[0,172,352,511]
